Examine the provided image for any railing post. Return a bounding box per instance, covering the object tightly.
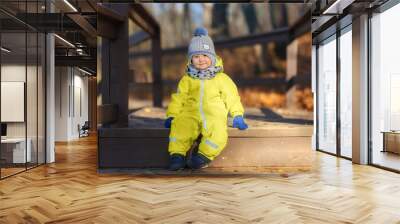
[152,27,163,107]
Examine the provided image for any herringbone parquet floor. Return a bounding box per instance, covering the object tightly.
[1,135,400,224]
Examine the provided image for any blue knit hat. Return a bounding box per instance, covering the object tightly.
[188,27,216,66]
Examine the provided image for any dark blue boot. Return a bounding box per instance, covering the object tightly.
[187,153,211,169]
[168,154,186,171]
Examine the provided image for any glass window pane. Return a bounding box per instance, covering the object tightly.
[27,31,38,169]
[1,31,28,177]
[38,33,45,165]
[1,1,46,179]
[371,3,400,171]
[317,36,337,154]
[340,28,352,158]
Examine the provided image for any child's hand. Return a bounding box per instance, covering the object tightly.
[164,117,174,128]
[232,116,248,130]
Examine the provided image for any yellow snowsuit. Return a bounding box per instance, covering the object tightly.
[167,56,244,160]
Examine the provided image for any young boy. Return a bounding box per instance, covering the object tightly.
[164,27,248,171]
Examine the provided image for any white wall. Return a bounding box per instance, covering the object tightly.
[55,67,89,141]
[72,73,89,138]
[1,82,25,122]
[55,67,70,141]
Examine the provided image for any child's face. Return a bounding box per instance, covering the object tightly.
[191,54,212,70]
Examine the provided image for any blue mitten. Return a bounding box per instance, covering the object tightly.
[232,116,248,130]
[164,117,174,128]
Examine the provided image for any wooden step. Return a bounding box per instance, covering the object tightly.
[98,126,313,170]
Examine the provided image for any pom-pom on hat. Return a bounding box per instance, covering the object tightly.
[188,27,216,66]
[193,27,208,36]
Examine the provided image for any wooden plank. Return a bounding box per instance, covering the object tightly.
[152,30,162,107]
[97,4,130,127]
[67,13,97,38]
[131,3,159,36]
[97,104,118,125]
[93,2,125,22]
[131,27,290,58]
[98,14,118,39]
[211,137,312,167]
[130,31,151,46]
[99,137,169,168]
[98,127,313,138]
[98,136,312,168]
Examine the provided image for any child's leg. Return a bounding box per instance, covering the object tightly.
[168,115,201,156]
[197,118,228,161]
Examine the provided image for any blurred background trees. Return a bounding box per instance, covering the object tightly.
[130,3,312,118]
